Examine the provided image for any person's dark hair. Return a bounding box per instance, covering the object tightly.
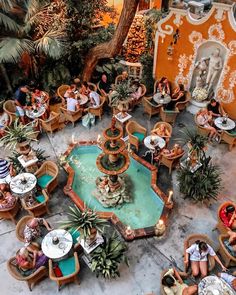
[160,77,167,83]
[210,98,217,104]
[179,84,184,92]
[0,104,3,113]
[88,84,94,91]
[75,81,82,89]
[162,275,175,287]
[195,240,208,251]
[226,205,235,215]
[82,81,88,88]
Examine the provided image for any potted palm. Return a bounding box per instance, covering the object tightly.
[61,206,107,243]
[0,119,37,154]
[110,80,133,117]
[91,233,128,279]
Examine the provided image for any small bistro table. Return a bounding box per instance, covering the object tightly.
[25,104,46,119]
[115,112,132,141]
[198,275,235,295]
[214,117,235,131]
[41,229,73,260]
[10,172,37,197]
[143,135,166,165]
[153,92,171,105]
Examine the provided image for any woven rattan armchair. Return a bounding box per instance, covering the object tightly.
[175,92,191,111]
[57,85,70,105]
[130,83,147,108]
[3,100,16,121]
[15,215,34,242]
[39,111,60,134]
[34,161,59,193]
[215,201,236,234]
[160,106,179,125]
[21,190,50,217]
[220,130,236,151]
[151,121,173,141]
[87,96,106,120]
[126,120,147,151]
[160,269,188,295]
[60,107,83,127]
[0,197,20,224]
[142,97,161,119]
[194,114,211,137]
[218,234,236,267]
[159,151,184,174]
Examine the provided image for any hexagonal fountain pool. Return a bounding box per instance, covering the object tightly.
[63,143,170,240]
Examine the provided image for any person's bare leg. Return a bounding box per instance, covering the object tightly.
[183,285,198,295]
[199,261,208,278]
[191,261,200,277]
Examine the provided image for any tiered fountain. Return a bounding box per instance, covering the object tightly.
[94,117,131,207]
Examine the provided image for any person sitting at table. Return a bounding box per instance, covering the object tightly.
[196,108,219,141]
[131,80,143,101]
[162,268,198,295]
[220,204,236,230]
[99,73,111,96]
[207,98,225,118]
[157,77,171,95]
[66,92,79,112]
[14,85,30,124]
[23,217,52,246]
[151,123,171,143]
[116,71,129,84]
[0,158,14,185]
[64,84,77,99]
[16,246,48,276]
[218,272,236,290]
[0,104,9,136]
[165,84,185,110]
[154,144,183,162]
[31,89,47,105]
[80,81,90,97]
[88,85,100,108]
[184,240,227,278]
[0,190,16,209]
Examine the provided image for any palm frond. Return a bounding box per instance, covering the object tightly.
[24,0,47,23]
[0,11,20,32]
[0,0,15,12]
[35,30,66,59]
[0,37,34,63]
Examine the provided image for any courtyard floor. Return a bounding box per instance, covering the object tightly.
[0,106,236,295]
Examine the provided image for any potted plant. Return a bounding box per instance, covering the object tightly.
[0,119,37,153]
[110,80,133,117]
[61,206,107,243]
[91,233,128,279]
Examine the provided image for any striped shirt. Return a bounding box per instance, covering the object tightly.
[0,159,10,179]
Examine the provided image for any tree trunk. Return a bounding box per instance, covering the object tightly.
[82,0,140,81]
[0,64,13,94]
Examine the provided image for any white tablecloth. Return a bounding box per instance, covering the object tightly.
[10,173,37,195]
[214,117,235,131]
[144,135,166,150]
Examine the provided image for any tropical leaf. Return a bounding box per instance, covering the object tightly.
[0,11,20,32]
[0,37,34,63]
[0,0,15,12]
[24,0,46,22]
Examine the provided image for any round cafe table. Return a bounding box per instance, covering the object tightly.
[198,275,235,294]
[25,104,46,119]
[10,172,37,197]
[214,117,235,131]
[153,92,171,105]
[143,135,166,164]
[78,95,89,106]
[41,229,73,260]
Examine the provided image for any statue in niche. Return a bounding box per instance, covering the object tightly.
[206,48,223,90]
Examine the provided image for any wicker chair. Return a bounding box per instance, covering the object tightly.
[34,161,59,193]
[49,252,80,290]
[215,201,236,234]
[220,130,236,151]
[159,151,184,174]
[57,85,70,105]
[21,190,50,217]
[151,122,173,141]
[87,96,106,120]
[142,97,161,119]
[0,197,20,224]
[60,107,83,127]
[88,82,97,92]
[7,256,48,291]
[160,106,179,125]
[218,234,236,267]
[194,114,210,137]
[3,100,16,121]
[126,120,147,151]
[184,234,216,273]
[39,111,60,134]
[160,269,188,295]
[15,215,34,242]
[130,84,147,108]
[176,92,191,111]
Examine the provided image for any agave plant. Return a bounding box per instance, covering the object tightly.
[60,206,107,241]
[177,156,222,202]
[0,119,37,149]
[110,80,133,107]
[91,233,128,279]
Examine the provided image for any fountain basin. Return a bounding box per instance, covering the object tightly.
[63,142,171,240]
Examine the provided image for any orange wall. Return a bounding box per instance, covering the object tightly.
[154,5,236,119]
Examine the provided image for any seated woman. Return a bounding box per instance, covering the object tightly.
[130,80,143,102]
[64,84,77,99]
[23,217,52,246]
[116,71,129,84]
[16,247,48,276]
[99,73,111,96]
[0,104,9,136]
[154,144,183,162]
[185,240,227,278]
[66,92,79,112]
[157,77,171,95]
[80,81,90,98]
[31,89,48,105]
[88,85,100,108]
[162,268,198,295]
[152,123,171,143]
[220,204,236,230]
[196,108,219,141]
[218,272,236,291]
[0,191,16,209]
[165,84,185,110]
[207,98,225,118]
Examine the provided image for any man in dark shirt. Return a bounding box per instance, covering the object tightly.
[99,73,111,96]
[14,85,29,124]
[207,98,224,117]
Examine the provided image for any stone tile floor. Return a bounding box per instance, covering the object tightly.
[0,106,235,295]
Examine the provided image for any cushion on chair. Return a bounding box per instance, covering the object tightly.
[53,265,63,277]
[228,130,236,136]
[132,132,145,142]
[223,239,236,257]
[35,195,45,203]
[69,228,80,244]
[164,110,177,113]
[37,174,53,189]
[58,256,76,277]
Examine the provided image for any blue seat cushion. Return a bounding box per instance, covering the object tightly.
[37,174,53,189]
[58,256,76,277]
[229,130,236,136]
[35,194,45,203]
[69,228,80,244]
[132,132,145,142]
[165,110,177,113]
